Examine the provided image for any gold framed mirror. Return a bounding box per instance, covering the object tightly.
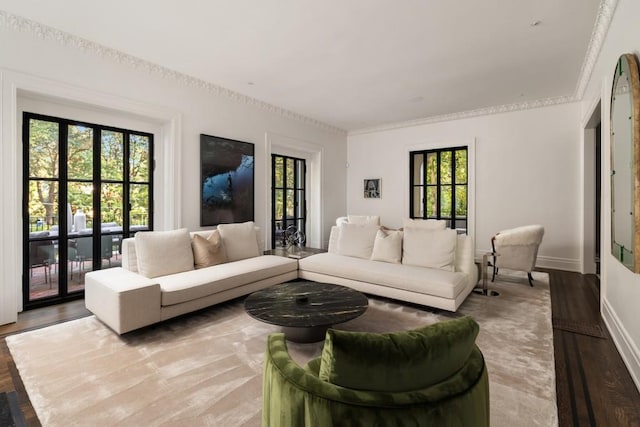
[611,53,640,272]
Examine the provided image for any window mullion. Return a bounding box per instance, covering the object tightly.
[436,151,441,221]
[450,149,456,230]
[59,121,69,296]
[92,126,101,271]
[123,132,130,237]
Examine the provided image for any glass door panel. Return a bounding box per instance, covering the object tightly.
[27,189,59,301]
[68,235,92,292]
[24,113,153,308]
[68,182,94,233]
[130,134,150,182]
[67,125,93,180]
[101,131,124,180]
[271,154,306,248]
[130,183,150,233]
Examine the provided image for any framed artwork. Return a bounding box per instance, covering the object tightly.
[200,134,255,226]
[364,178,381,199]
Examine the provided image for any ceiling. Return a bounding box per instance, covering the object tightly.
[0,1,603,132]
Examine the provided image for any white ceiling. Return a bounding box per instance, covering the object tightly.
[0,0,602,132]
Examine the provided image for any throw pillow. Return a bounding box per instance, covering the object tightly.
[403,218,447,230]
[191,231,226,269]
[402,227,457,271]
[370,229,403,263]
[336,223,380,259]
[318,316,480,392]
[347,215,380,225]
[135,228,194,278]
[216,221,260,262]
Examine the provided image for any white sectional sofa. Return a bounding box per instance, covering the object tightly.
[298,217,477,312]
[86,217,477,334]
[85,223,298,334]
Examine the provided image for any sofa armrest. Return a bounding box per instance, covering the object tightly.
[85,267,161,334]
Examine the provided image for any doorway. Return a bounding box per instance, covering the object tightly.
[583,101,602,275]
[271,154,306,248]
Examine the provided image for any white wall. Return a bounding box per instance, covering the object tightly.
[581,0,640,391]
[348,102,582,271]
[0,23,347,324]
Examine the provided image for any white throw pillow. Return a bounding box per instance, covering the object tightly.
[337,223,380,259]
[135,228,195,278]
[403,218,447,230]
[217,221,260,262]
[370,229,403,264]
[402,227,457,271]
[347,215,380,225]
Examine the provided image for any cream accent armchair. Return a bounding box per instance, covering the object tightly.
[491,225,545,286]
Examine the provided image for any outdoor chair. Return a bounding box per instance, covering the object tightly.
[29,238,55,288]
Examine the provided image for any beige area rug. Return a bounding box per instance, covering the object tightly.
[7,270,556,426]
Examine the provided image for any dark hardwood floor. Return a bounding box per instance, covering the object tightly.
[549,270,640,426]
[1,271,639,426]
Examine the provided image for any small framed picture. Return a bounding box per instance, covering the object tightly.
[364,178,381,199]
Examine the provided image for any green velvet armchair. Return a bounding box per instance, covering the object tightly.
[262,316,490,426]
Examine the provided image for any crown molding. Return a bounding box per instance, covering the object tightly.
[349,95,576,136]
[350,0,618,137]
[574,0,619,99]
[1,2,616,139]
[0,10,347,136]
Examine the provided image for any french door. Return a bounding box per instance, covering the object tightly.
[271,154,306,248]
[23,112,153,308]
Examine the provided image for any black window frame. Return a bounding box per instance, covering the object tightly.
[22,112,154,309]
[271,154,306,249]
[409,146,468,232]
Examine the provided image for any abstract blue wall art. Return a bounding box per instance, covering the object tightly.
[200,134,255,226]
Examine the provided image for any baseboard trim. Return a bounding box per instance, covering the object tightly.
[602,298,640,393]
[536,255,581,272]
[474,252,580,272]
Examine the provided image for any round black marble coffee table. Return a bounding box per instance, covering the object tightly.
[244,281,369,343]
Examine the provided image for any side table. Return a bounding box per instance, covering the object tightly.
[474,252,500,297]
[264,246,327,260]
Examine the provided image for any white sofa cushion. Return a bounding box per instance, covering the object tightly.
[217,221,260,262]
[347,215,380,225]
[402,227,457,271]
[192,231,227,269]
[299,253,468,299]
[370,229,403,264]
[135,228,195,278]
[158,255,298,306]
[403,218,447,230]
[336,223,380,259]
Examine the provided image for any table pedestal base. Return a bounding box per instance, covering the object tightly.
[281,325,329,343]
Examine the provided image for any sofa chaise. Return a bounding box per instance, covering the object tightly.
[85,223,298,334]
[298,216,477,312]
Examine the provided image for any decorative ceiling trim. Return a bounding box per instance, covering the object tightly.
[349,95,576,136]
[573,0,619,99]
[0,10,347,136]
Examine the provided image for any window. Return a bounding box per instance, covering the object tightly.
[271,154,306,248]
[410,146,468,232]
[23,112,153,308]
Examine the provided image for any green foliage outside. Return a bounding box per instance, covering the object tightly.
[28,119,150,232]
[415,148,467,219]
[273,156,300,224]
